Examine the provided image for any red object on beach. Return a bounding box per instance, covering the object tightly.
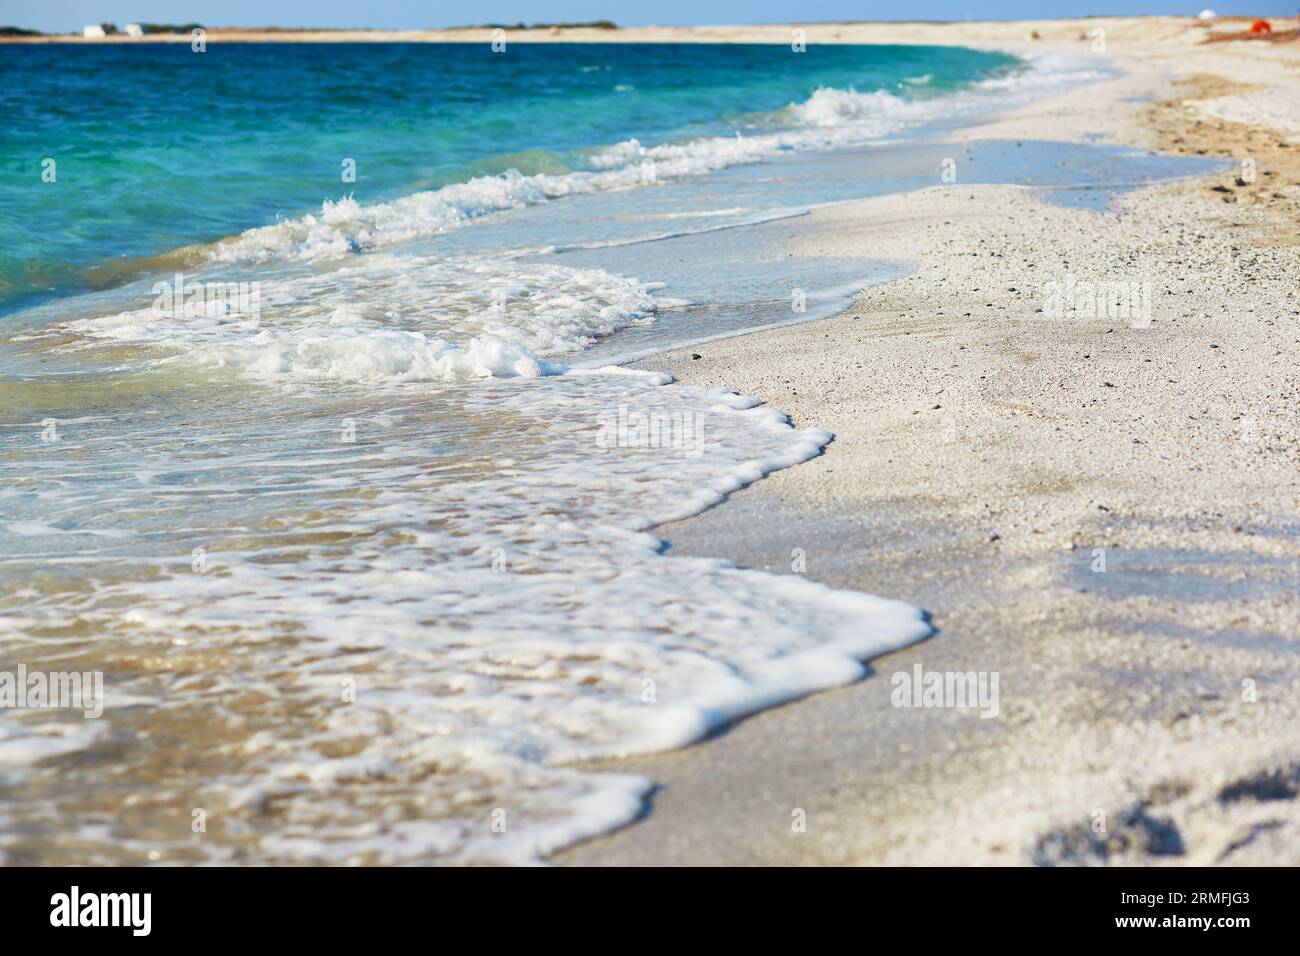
[1248,19,1272,33]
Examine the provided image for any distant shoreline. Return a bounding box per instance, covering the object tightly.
[0,16,1276,45]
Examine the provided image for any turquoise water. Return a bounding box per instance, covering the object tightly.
[0,42,1018,310]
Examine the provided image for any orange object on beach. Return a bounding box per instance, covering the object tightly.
[1248,19,1272,34]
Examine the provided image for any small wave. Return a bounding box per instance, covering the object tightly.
[205,52,1108,268]
[785,86,918,128]
[42,255,682,384]
[213,327,566,383]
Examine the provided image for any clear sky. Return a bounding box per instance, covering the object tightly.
[2,1,1294,33]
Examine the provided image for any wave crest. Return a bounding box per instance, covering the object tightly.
[205,53,1108,267]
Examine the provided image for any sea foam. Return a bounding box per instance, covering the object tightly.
[45,254,683,383]
[1,366,931,864]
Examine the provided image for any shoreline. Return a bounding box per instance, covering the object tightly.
[0,16,1278,45]
[557,22,1300,865]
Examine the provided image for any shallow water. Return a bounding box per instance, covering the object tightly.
[0,41,1022,311]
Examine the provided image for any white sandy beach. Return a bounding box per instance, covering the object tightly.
[554,17,1300,866]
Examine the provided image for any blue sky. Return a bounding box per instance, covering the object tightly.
[2,1,1293,33]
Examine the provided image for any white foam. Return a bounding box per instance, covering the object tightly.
[0,719,106,770]
[45,254,682,384]
[0,368,930,864]
[217,328,565,382]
